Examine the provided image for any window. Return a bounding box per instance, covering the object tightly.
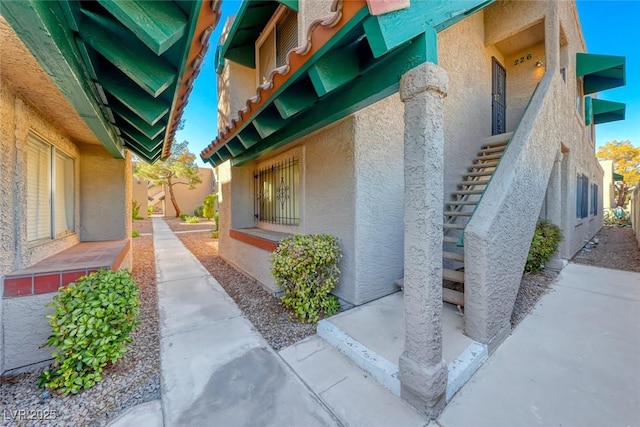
[256,7,298,86]
[255,157,299,225]
[591,183,598,216]
[576,173,589,219]
[26,134,75,243]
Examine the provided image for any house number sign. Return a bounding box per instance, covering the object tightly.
[514,54,533,65]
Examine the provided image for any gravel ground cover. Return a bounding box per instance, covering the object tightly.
[0,236,160,427]
[572,226,640,272]
[163,217,215,233]
[132,218,153,235]
[176,231,316,350]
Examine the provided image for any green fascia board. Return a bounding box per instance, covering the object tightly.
[158,0,204,159]
[576,53,625,94]
[81,10,176,97]
[363,0,493,58]
[111,103,167,140]
[584,95,593,126]
[100,73,170,126]
[231,32,436,166]
[613,172,624,181]
[215,45,225,73]
[1,0,124,159]
[97,0,187,56]
[276,0,298,12]
[592,98,625,125]
[219,0,280,68]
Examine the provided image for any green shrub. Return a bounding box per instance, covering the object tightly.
[193,205,204,218]
[131,200,142,220]
[39,269,140,394]
[525,220,563,273]
[179,213,189,221]
[272,234,341,324]
[147,206,153,215]
[185,216,200,224]
[132,230,140,238]
[203,194,217,220]
[604,207,630,227]
[211,230,219,239]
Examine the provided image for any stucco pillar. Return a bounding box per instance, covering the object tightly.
[544,1,560,71]
[545,151,565,270]
[398,62,448,419]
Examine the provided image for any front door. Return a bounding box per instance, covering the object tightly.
[492,57,506,135]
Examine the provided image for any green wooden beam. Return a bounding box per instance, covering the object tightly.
[274,79,318,119]
[225,138,246,156]
[120,124,164,152]
[81,10,176,97]
[1,0,124,158]
[59,0,81,32]
[100,73,169,126]
[308,43,361,97]
[237,123,262,148]
[111,103,167,140]
[97,0,187,56]
[276,0,298,12]
[252,106,287,138]
[363,0,492,58]
[232,32,435,165]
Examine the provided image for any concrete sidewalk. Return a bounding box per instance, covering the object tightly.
[151,218,338,426]
[438,263,640,426]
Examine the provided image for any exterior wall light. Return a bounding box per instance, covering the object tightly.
[536,60,544,67]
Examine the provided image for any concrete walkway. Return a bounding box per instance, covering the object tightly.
[438,263,640,426]
[152,218,338,426]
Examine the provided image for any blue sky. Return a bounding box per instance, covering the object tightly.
[176,1,639,166]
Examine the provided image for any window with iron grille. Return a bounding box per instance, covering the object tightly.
[576,173,589,219]
[591,183,598,216]
[255,157,299,225]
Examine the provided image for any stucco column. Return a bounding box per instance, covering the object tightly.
[398,62,448,419]
[544,1,560,70]
[545,151,565,270]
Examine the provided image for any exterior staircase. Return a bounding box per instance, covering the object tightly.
[395,132,513,305]
[441,132,513,305]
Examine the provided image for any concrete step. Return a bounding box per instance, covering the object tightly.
[465,170,494,177]
[474,153,502,161]
[443,288,465,306]
[479,145,507,155]
[443,268,465,283]
[469,161,499,169]
[446,200,478,206]
[280,336,426,426]
[444,211,473,217]
[444,223,465,231]
[459,179,490,187]
[443,251,464,262]
[481,131,514,149]
[443,235,460,244]
[453,190,484,196]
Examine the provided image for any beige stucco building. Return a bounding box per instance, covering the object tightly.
[133,167,216,218]
[204,0,625,417]
[0,1,220,373]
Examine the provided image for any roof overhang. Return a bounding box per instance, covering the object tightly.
[202,0,493,167]
[577,53,626,95]
[1,0,221,163]
[613,172,624,181]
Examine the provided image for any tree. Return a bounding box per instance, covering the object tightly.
[134,140,202,217]
[596,140,640,207]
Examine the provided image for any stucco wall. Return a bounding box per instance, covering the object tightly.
[599,159,615,210]
[505,42,546,132]
[352,94,405,303]
[132,174,149,219]
[79,144,131,243]
[632,187,640,246]
[3,293,55,372]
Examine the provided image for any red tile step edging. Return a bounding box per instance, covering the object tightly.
[2,240,130,298]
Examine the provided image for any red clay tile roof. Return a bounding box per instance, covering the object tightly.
[201,0,368,161]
